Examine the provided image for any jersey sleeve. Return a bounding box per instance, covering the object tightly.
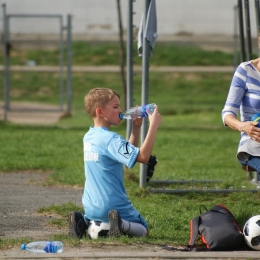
[106,135,139,169]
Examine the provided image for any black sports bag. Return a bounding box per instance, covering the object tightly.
[187,204,245,251]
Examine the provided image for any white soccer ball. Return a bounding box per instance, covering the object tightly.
[87,221,110,239]
[243,215,260,250]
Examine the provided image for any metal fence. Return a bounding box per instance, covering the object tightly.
[1,3,72,121]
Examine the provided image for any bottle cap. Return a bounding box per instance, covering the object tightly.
[119,113,124,119]
[21,244,26,250]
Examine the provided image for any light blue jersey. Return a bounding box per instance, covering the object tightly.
[222,61,260,150]
[82,126,148,228]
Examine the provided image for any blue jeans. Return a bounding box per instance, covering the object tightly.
[239,155,260,175]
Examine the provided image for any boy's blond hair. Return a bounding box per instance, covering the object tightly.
[84,88,120,118]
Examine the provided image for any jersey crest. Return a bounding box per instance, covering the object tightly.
[118,142,134,159]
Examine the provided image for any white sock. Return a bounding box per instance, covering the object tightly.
[121,219,147,237]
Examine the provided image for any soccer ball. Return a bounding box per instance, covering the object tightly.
[87,221,110,239]
[243,215,260,250]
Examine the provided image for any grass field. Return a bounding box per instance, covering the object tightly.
[0,41,237,66]
[1,42,260,248]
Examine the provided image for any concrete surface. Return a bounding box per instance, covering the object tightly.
[0,101,65,125]
[1,247,260,259]
[0,65,235,73]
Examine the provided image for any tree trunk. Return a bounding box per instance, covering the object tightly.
[116,0,127,111]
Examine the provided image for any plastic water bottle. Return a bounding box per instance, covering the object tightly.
[251,113,260,127]
[21,241,63,253]
[119,103,156,119]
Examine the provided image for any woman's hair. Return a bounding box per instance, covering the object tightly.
[84,88,120,117]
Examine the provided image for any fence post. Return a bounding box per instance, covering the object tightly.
[126,0,134,140]
[2,3,10,120]
[67,14,72,115]
[140,0,151,188]
[237,0,246,62]
[244,0,252,60]
[59,15,64,111]
[233,5,239,69]
[255,0,260,57]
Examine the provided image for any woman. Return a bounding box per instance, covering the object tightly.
[222,56,260,181]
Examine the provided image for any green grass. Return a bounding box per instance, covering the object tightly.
[0,71,232,112]
[1,44,260,249]
[0,41,244,66]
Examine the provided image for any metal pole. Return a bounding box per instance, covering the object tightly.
[6,15,10,111]
[237,0,246,62]
[140,0,151,188]
[2,3,9,120]
[59,16,64,111]
[67,14,72,115]
[150,179,222,185]
[233,5,239,69]
[126,0,134,140]
[255,0,260,56]
[149,188,259,194]
[244,0,252,60]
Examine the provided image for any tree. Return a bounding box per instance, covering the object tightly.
[116,0,127,111]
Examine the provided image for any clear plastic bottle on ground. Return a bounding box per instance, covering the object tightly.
[21,241,63,253]
[119,103,156,119]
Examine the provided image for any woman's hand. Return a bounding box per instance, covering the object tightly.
[224,114,260,142]
[238,121,260,142]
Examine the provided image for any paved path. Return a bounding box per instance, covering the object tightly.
[0,65,235,73]
[1,247,260,259]
[0,172,82,239]
[0,101,64,124]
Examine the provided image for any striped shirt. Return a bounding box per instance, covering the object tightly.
[222,61,260,150]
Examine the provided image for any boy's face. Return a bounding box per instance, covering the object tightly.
[101,95,122,126]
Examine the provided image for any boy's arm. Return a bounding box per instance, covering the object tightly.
[136,106,162,163]
[128,118,142,146]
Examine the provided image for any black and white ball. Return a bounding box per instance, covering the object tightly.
[243,215,260,250]
[87,221,110,239]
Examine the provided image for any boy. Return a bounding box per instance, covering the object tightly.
[68,88,162,238]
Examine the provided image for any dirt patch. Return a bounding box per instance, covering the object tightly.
[0,101,66,125]
[0,172,83,239]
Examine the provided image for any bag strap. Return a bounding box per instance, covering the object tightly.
[199,205,208,214]
[187,216,200,251]
[187,205,209,251]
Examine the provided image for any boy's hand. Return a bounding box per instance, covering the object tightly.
[132,117,143,127]
[132,105,142,127]
[147,105,162,128]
